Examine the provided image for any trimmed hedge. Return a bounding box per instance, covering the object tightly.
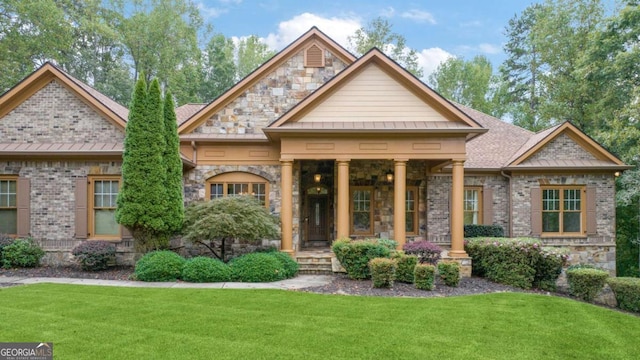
[465,238,568,289]
[369,258,397,288]
[392,252,418,283]
[414,264,435,290]
[134,250,186,282]
[438,262,460,287]
[269,252,299,279]
[332,238,390,279]
[181,257,231,283]
[230,252,286,282]
[607,277,640,313]
[403,240,441,265]
[566,268,609,302]
[464,224,504,238]
[72,240,116,271]
[1,238,44,268]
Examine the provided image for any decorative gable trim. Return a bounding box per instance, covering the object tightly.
[0,62,127,130]
[267,48,483,131]
[178,27,356,134]
[304,42,325,68]
[509,122,627,167]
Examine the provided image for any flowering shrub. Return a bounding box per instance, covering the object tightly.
[414,264,435,290]
[72,241,116,271]
[369,258,397,288]
[403,240,441,265]
[465,238,568,289]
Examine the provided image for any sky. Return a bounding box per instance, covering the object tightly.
[195,0,544,79]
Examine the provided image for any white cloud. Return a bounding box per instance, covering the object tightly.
[197,2,227,18]
[478,43,501,54]
[380,6,395,18]
[416,47,453,77]
[263,13,362,51]
[401,9,436,24]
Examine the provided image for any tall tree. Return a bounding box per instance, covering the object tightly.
[162,90,184,233]
[200,33,237,101]
[116,76,168,251]
[114,0,206,105]
[429,55,499,116]
[236,35,276,79]
[348,17,423,78]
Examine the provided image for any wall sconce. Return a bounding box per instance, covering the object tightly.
[386,170,394,182]
[614,171,621,177]
[314,173,322,183]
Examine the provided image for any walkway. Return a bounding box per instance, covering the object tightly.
[0,275,333,290]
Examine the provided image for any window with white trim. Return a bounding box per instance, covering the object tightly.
[89,177,120,238]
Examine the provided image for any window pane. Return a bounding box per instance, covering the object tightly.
[542,212,560,232]
[8,194,16,207]
[0,180,17,207]
[543,189,560,211]
[405,214,414,232]
[563,212,581,232]
[353,212,371,233]
[464,212,478,225]
[0,209,17,234]
[95,209,119,236]
[564,189,581,211]
[210,184,223,199]
[95,193,103,207]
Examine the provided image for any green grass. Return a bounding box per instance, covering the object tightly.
[1,284,639,359]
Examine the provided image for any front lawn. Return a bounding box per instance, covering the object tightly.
[1,284,638,359]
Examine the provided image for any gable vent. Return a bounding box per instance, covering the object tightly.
[304,44,325,68]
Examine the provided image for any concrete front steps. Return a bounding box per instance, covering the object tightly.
[296,250,335,275]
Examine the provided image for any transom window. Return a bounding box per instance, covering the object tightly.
[406,187,418,234]
[89,177,120,238]
[0,178,17,235]
[351,186,373,235]
[464,187,483,225]
[542,187,584,234]
[206,172,270,207]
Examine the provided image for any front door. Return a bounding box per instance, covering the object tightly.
[306,194,329,245]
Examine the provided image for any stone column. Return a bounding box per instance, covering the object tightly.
[336,160,350,239]
[450,160,468,257]
[280,160,294,255]
[393,159,407,249]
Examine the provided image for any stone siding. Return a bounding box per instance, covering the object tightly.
[525,133,597,163]
[3,80,125,143]
[193,50,347,135]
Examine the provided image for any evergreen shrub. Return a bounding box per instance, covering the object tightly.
[181,257,231,283]
[438,262,460,287]
[2,238,44,268]
[72,241,116,271]
[332,238,391,279]
[414,264,435,290]
[607,277,640,313]
[369,257,397,288]
[134,250,185,282]
[567,268,609,302]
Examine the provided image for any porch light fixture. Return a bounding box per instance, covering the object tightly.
[386,170,394,182]
[314,173,322,183]
[614,171,621,177]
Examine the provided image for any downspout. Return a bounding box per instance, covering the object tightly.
[190,141,197,164]
[500,170,512,238]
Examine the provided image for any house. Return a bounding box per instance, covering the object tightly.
[0,27,629,274]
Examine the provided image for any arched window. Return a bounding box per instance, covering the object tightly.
[205,172,270,207]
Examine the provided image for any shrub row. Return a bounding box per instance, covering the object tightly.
[464,224,504,238]
[607,277,640,313]
[1,238,44,269]
[332,238,390,279]
[369,258,396,288]
[437,262,460,287]
[566,267,609,302]
[414,264,435,290]
[133,250,299,283]
[465,238,568,290]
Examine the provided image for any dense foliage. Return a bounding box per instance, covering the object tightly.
[71,241,116,271]
[414,264,435,291]
[368,258,397,288]
[182,196,280,262]
[607,277,640,313]
[162,90,184,234]
[392,252,418,284]
[229,252,287,283]
[0,235,15,263]
[268,252,300,279]
[464,225,504,238]
[332,238,391,280]
[566,268,610,302]
[437,262,460,287]
[465,238,568,290]
[134,250,186,282]
[402,240,442,265]
[181,257,231,283]
[1,238,45,268]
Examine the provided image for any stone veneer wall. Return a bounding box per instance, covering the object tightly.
[511,173,616,273]
[3,80,125,143]
[1,160,134,265]
[192,50,347,135]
